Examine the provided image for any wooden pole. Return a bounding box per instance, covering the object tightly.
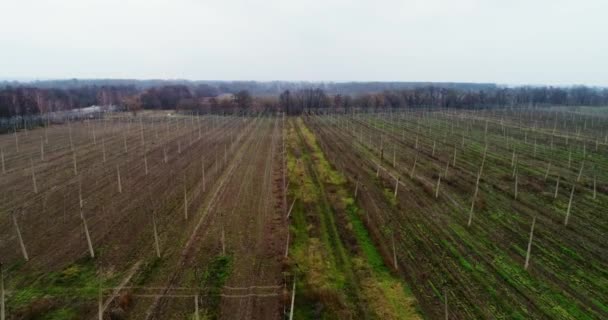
[0,262,4,320]
[468,168,482,227]
[78,175,83,208]
[288,278,296,320]
[194,294,200,320]
[30,159,38,194]
[144,153,148,176]
[524,216,536,270]
[565,185,575,226]
[13,213,29,261]
[554,175,560,199]
[544,162,551,181]
[284,229,290,257]
[410,154,417,178]
[98,286,103,320]
[444,287,449,320]
[394,177,399,199]
[435,174,441,198]
[152,211,161,258]
[116,165,122,193]
[123,132,128,154]
[392,233,398,270]
[593,173,597,200]
[286,198,296,219]
[81,209,95,258]
[221,226,226,255]
[40,136,45,161]
[0,148,5,174]
[72,151,78,176]
[102,137,107,163]
[202,157,206,192]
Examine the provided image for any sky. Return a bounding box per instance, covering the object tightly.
[1,0,607,86]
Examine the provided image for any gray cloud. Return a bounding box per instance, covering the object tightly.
[1,0,606,85]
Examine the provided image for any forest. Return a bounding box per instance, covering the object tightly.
[1,81,608,118]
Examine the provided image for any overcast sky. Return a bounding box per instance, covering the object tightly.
[1,0,607,86]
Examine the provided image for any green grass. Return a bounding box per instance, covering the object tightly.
[197,254,233,320]
[287,118,421,319]
[6,257,121,318]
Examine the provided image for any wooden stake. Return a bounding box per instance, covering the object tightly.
[524,216,536,270]
[81,209,95,258]
[1,262,5,320]
[392,233,398,270]
[593,173,597,200]
[394,177,399,199]
[30,159,38,194]
[284,229,290,257]
[78,175,83,208]
[184,185,188,220]
[444,287,449,320]
[577,161,584,182]
[0,148,5,174]
[565,185,575,226]
[468,168,482,227]
[98,286,103,320]
[152,211,161,258]
[102,137,106,163]
[14,127,19,152]
[288,278,296,320]
[435,174,441,198]
[554,175,560,199]
[72,151,78,176]
[116,165,122,193]
[144,153,148,175]
[202,157,206,192]
[221,226,226,255]
[194,294,200,320]
[514,172,518,200]
[40,136,45,161]
[544,162,551,181]
[286,198,296,219]
[410,154,417,178]
[13,213,29,261]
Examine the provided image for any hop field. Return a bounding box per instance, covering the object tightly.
[0,107,606,319]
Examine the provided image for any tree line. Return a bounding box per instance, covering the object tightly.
[1,83,608,117]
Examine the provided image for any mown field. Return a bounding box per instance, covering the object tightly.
[1,107,606,319]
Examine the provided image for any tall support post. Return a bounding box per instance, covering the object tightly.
[13,214,29,261]
[40,136,45,160]
[30,159,38,194]
[81,209,95,258]
[394,177,399,198]
[152,211,161,258]
[102,137,107,163]
[468,168,482,227]
[565,185,575,226]
[524,216,536,270]
[554,175,561,199]
[0,148,5,174]
[72,151,78,176]
[288,278,296,320]
[1,262,4,320]
[116,165,122,193]
[194,295,200,320]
